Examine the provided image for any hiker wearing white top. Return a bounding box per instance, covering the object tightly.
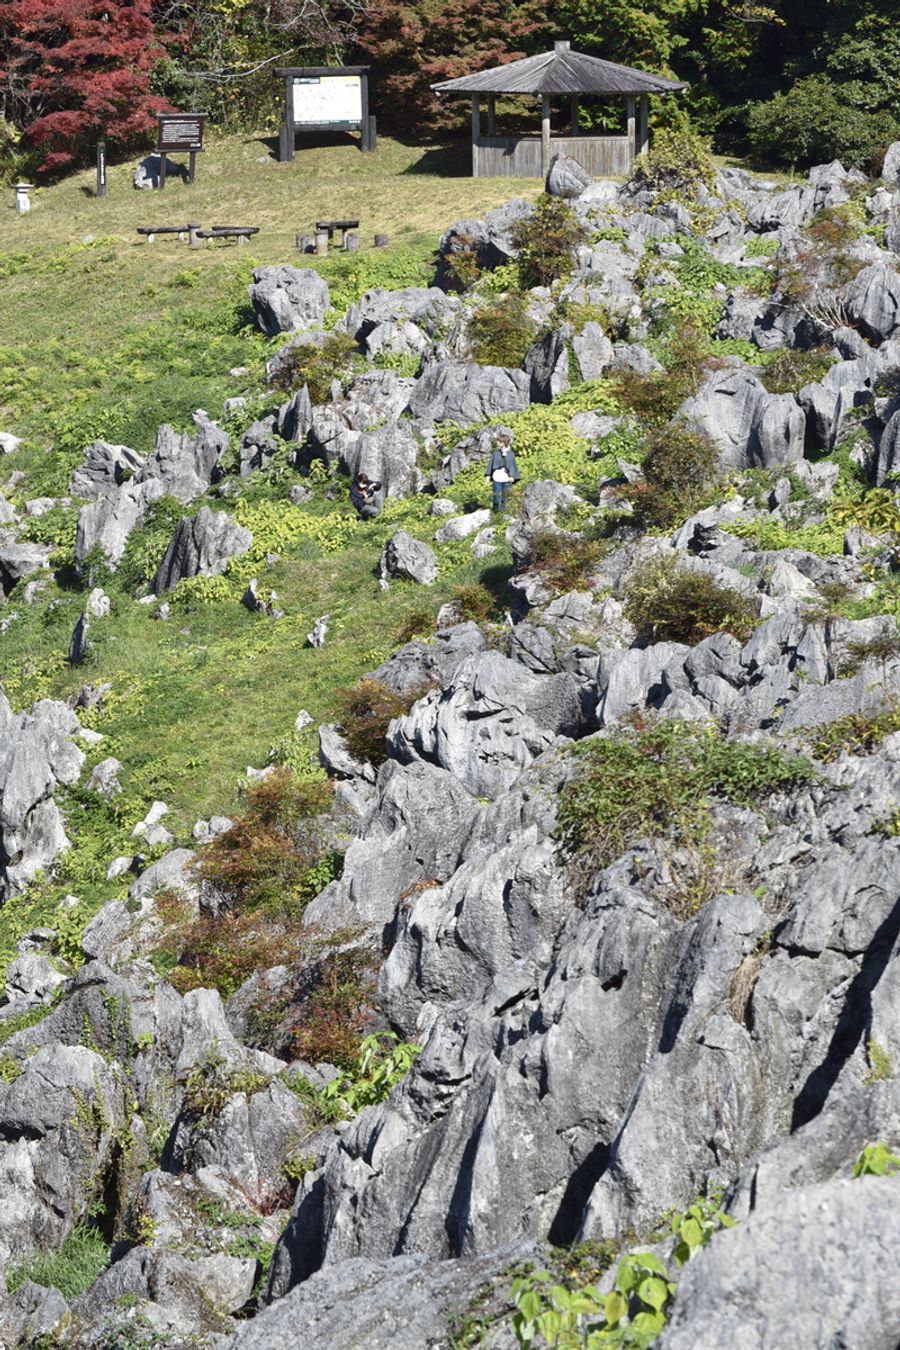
[485,428,520,513]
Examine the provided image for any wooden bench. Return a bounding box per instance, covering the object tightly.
[196,227,260,245]
[315,219,360,248]
[136,225,191,244]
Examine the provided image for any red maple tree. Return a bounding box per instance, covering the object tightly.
[356,0,554,136]
[0,0,168,172]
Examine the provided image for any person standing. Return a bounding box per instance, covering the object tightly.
[485,428,520,513]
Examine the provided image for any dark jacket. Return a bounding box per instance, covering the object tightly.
[485,447,520,481]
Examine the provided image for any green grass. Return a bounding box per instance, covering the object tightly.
[7,1223,110,1299]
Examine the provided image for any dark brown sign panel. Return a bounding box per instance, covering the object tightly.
[157,115,206,153]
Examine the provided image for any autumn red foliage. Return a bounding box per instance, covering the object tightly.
[0,0,168,172]
[356,0,554,136]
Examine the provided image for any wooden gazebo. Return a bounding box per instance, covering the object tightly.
[432,40,685,179]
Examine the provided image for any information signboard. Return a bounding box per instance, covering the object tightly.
[291,75,362,128]
[157,114,206,153]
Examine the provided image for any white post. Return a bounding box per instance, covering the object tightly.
[472,95,481,177]
[626,95,636,167]
[541,94,551,178]
[15,183,32,214]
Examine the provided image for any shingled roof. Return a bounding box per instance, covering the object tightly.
[432,43,685,98]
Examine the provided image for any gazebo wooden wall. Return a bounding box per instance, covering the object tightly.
[471,92,649,178]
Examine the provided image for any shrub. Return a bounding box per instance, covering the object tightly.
[774,205,866,308]
[511,196,587,290]
[468,293,537,368]
[318,1031,421,1117]
[808,708,900,763]
[747,76,900,170]
[639,123,716,192]
[182,1050,269,1124]
[760,347,835,395]
[285,949,374,1071]
[395,607,435,644]
[527,529,608,592]
[155,900,311,999]
[442,234,484,292]
[613,320,712,425]
[453,583,496,624]
[194,768,333,916]
[556,721,815,910]
[336,678,433,767]
[270,332,357,405]
[625,423,720,528]
[624,558,757,646]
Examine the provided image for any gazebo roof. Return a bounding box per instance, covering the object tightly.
[432,42,686,98]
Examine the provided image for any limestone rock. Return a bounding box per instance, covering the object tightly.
[380,531,438,586]
[249,266,330,336]
[151,507,252,594]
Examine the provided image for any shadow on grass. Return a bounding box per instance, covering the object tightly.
[478,560,513,610]
[400,142,473,177]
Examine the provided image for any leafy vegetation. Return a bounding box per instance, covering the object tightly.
[557,721,815,913]
[512,197,587,290]
[854,1142,900,1177]
[270,332,358,405]
[527,529,609,593]
[508,1191,734,1348]
[808,709,900,764]
[317,1032,422,1118]
[623,559,757,646]
[468,293,537,368]
[624,424,720,529]
[335,678,433,767]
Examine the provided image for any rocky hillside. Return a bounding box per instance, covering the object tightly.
[4,148,900,1347]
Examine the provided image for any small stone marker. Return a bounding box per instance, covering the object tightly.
[374,233,389,248]
[315,229,329,256]
[14,184,32,214]
[345,233,360,252]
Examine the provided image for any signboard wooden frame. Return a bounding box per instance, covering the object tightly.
[276,67,375,161]
[156,114,206,188]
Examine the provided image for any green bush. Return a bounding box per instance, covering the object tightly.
[336,678,433,766]
[556,721,816,908]
[613,320,712,426]
[640,123,716,192]
[511,196,587,290]
[623,558,757,646]
[270,331,357,404]
[468,293,537,368]
[760,347,835,394]
[527,529,609,592]
[808,708,900,763]
[747,76,900,169]
[625,423,720,528]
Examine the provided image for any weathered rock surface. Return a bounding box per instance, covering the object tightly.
[379,531,437,586]
[249,266,330,336]
[406,361,531,425]
[152,507,253,594]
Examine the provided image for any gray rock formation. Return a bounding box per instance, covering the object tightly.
[379,530,437,586]
[74,478,164,569]
[0,696,84,899]
[249,266,330,336]
[678,365,805,468]
[546,152,593,199]
[406,361,531,426]
[842,261,900,343]
[68,439,145,498]
[136,414,230,503]
[152,506,253,594]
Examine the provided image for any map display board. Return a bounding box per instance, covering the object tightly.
[291,75,363,128]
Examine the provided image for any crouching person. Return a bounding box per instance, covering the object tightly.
[350,471,385,520]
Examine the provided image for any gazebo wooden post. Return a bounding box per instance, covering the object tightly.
[471,94,481,177]
[626,95,636,167]
[569,95,579,135]
[541,94,551,177]
[487,96,496,136]
[637,94,649,159]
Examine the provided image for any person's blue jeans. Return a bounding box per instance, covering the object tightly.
[492,480,510,512]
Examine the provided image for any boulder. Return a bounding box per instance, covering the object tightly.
[68,611,90,666]
[435,509,490,543]
[277,385,313,444]
[841,262,900,343]
[387,651,586,799]
[0,696,84,899]
[882,141,900,185]
[405,361,531,426]
[546,153,593,199]
[657,1178,900,1350]
[248,266,330,336]
[152,506,253,594]
[74,478,164,569]
[436,199,535,286]
[571,322,614,381]
[873,408,900,486]
[133,155,182,189]
[136,414,229,503]
[524,329,570,403]
[0,536,53,594]
[338,287,457,344]
[68,440,145,498]
[379,531,438,586]
[678,366,805,469]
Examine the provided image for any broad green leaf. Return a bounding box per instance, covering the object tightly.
[638,1275,669,1312]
